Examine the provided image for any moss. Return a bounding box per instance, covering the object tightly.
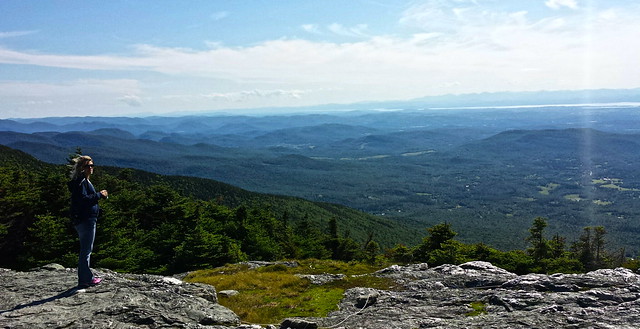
[466,301,488,316]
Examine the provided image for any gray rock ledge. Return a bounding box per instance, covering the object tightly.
[308,261,640,329]
[0,265,239,328]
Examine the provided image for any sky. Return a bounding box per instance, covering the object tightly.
[1,0,639,118]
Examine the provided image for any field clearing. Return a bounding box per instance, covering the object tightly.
[538,183,560,195]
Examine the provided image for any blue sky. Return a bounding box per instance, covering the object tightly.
[1,0,639,118]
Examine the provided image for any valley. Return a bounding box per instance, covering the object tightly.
[1,105,640,253]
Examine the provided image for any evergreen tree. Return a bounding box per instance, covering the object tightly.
[413,222,458,265]
[526,217,549,263]
[573,226,609,271]
[425,222,457,250]
[327,217,340,258]
[386,244,413,264]
[548,234,567,259]
[364,240,380,264]
[294,215,331,259]
[20,214,77,267]
[573,227,594,270]
[593,226,607,268]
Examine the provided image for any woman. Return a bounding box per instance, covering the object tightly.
[68,155,108,288]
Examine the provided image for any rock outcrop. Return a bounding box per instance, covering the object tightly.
[0,264,240,328]
[309,261,640,329]
[3,261,640,329]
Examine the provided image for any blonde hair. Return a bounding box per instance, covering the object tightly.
[70,155,93,180]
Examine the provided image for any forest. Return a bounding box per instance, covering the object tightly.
[1,145,636,276]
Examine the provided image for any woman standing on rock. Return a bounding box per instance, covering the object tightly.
[68,155,108,288]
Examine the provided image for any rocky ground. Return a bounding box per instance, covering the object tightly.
[314,262,640,329]
[0,264,240,329]
[2,261,640,328]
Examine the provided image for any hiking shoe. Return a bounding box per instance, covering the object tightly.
[78,277,102,288]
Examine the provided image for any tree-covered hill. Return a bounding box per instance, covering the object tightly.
[0,145,416,273]
[96,162,414,249]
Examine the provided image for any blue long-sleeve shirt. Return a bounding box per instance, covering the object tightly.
[68,177,102,221]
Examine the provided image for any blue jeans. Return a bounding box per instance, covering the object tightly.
[74,217,97,285]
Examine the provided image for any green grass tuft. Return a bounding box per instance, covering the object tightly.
[466,301,488,316]
[184,259,398,325]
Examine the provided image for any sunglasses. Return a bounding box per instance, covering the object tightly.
[84,164,95,168]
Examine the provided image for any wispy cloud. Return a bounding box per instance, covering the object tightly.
[0,46,150,70]
[210,11,229,21]
[0,30,38,38]
[301,24,321,34]
[118,94,143,106]
[399,0,531,33]
[0,79,143,117]
[301,23,369,37]
[327,23,370,37]
[200,89,308,101]
[545,0,579,10]
[0,79,140,97]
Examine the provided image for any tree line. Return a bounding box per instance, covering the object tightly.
[387,218,633,275]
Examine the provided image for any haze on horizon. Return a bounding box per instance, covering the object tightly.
[1,0,639,119]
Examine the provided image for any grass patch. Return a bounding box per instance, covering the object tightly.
[466,301,488,316]
[592,178,623,185]
[600,184,638,191]
[538,183,559,195]
[592,178,640,191]
[564,194,583,202]
[184,259,398,325]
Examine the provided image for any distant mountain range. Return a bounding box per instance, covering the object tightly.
[409,88,640,108]
[208,87,640,114]
[1,103,640,253]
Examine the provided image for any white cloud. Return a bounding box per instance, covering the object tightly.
[204,40,225,49]
[398,0,460,32]
[0,79,140,97]
[301,24,321,34]
[545,0,579,10]
[201,89,307,102]
[2,7,638,91]
[119,94,143,106]
[0,30,38,38]
[301,23,370,38]
[0,46,149,70]
[327,23,370,37]
[210,11,229,21]
[400,1,534,34]
[25,100,54,105]
[0,79,144,117]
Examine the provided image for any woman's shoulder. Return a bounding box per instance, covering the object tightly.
[68,177,84,189]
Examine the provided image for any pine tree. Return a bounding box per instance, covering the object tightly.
[526,217,549,262]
